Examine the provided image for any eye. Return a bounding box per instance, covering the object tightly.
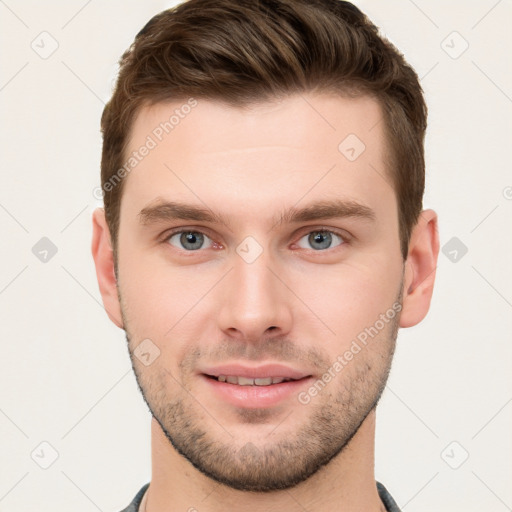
[166,231,214,251]
[296,230,345,251]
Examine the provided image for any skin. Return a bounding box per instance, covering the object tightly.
[92,93,439,512]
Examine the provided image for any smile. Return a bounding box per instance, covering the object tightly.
[206,375,298,386]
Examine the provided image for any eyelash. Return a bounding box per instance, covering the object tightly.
[160,227,351,253]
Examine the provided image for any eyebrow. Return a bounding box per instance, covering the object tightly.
[138,198,376,229]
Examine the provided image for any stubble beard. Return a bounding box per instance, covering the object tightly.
[121,287,402,492]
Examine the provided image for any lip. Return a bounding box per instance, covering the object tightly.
[200,363,311,380]
[199,363,314,409]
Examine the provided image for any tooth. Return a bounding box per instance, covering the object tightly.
[218,375,292,386]
[237,376,255,386]
[254,377,273,386]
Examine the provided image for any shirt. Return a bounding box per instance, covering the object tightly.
[119,481,401,511]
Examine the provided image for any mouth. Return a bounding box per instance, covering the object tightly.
[200,363,312,386]
[199,364,314,408]
[203,374,306,386]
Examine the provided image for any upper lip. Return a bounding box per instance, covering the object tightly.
[200,363,311,380]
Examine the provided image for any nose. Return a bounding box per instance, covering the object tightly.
[216,247,293,343]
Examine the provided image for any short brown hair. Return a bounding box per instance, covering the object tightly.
[100,0,427,265]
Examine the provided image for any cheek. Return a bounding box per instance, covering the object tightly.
[292,261,401,347]
[119,247,196,324]
[118,254,216,364]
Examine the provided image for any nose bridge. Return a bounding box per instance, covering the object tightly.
[216,241,292,339]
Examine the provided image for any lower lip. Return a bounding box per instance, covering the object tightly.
[200,374,313,408]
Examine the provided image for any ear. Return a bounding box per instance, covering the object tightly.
[399,209,440,328]
[91,207,124,329]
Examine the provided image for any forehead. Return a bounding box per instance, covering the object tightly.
[120,93,394,228]
[128,93,384,154]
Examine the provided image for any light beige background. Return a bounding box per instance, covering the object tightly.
[1,0,511,510]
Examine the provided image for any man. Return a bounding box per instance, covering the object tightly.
[91,0,439,510]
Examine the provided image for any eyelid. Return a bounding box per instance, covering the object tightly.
[160,226,214,240]
[160,227,219,248]
[293,226,352,244]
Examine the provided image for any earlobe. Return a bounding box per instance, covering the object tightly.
[91,208,124,329]
[399,209,440,328]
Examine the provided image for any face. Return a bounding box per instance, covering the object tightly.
[115,93,405,491]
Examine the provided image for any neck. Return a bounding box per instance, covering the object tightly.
[144,410,385,512]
